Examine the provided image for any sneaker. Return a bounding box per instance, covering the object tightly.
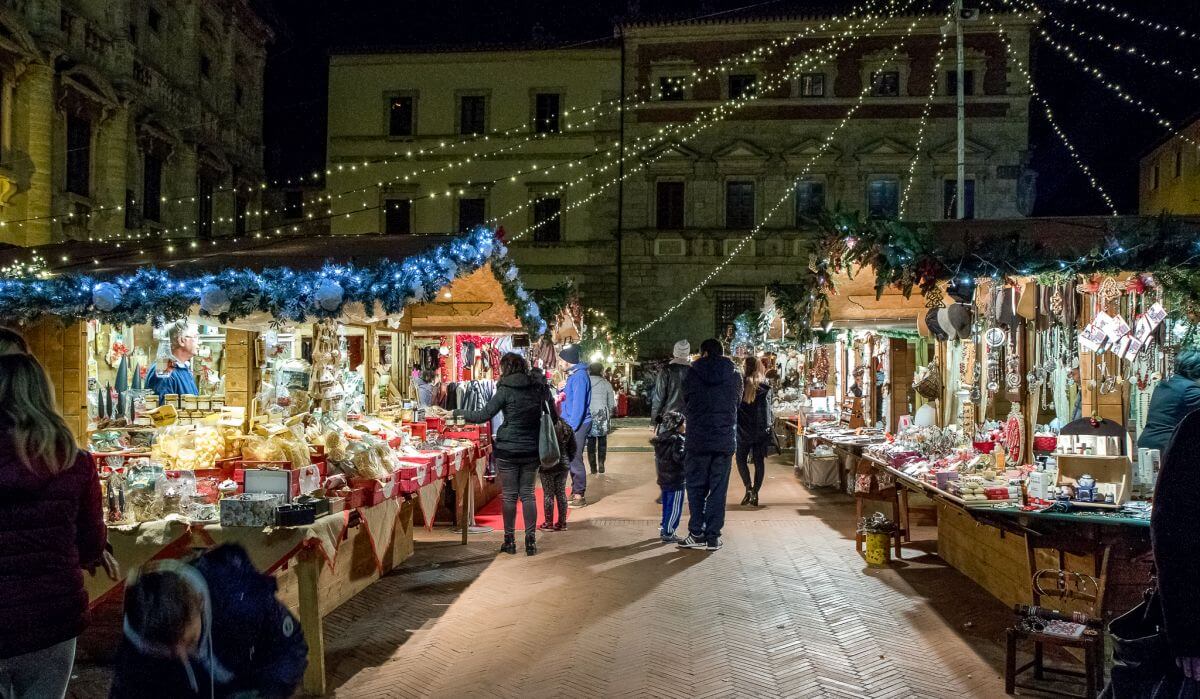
[706,538,723,551]
[660,533,678,544]
[569,495,586,508]
[554,522,568,531]
[676,534,707,550]
[537,522,554,531]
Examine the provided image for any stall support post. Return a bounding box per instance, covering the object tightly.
[460,468,471,546]
[297,548,326,695]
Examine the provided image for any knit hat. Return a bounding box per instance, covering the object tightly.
[559,344,580,365]
[672,340,691,360]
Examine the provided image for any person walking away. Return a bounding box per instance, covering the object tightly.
[651,340,691,424]
[456,353,546,555]
[737,356,773,507]
[587,362,616,474]
[558,345,592,508]
[0,354,114,699]
[1137,350,1200,453]
[651,411,687,543]
[539,410,577,532]
[110,544,307,698]
[677,339,741,552]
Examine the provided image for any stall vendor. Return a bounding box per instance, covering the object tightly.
[145,320,199,403]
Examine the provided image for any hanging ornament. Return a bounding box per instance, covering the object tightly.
[92,283,121,312]
[924,285,945,309]
[1098,275,1122,309]
[315,279,344,311]
[504,265,519,281]
[1004,404,1024,465]
[199,283,231,316]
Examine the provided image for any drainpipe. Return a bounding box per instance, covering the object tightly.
[615,26,627,326]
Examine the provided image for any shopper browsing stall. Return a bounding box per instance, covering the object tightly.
[558,345,592,507]
[145,320,200,404]
[587,362,616,475]
[737,356,773,507]
[0,353,112,699]
[1137,350,1200,453]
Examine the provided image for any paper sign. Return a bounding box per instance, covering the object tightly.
[1133,314,1154,343]
[1146,302,1167,329]
[1079,323,1108,353]
[1094,311,1130,342]
[1118,335,1144,362]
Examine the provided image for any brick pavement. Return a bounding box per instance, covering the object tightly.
[319,427,1026,699]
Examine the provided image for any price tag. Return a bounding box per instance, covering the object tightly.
[1079,323,1108,353]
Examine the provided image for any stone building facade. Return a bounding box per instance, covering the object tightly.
[0,0,271,248]
[322,13,1032,357]
[1139,117,1200,215]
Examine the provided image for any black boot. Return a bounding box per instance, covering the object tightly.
[525,533,538,556]
[500,535,517,554]
[741,490,752,506]
[599,463,605,474]
[750,489,759,507]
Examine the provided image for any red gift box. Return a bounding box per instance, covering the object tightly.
[1033,435,1058,452]
[406,422,428,440]
[426,416,446,433]
[397,477,423,495]
[395,463,430,485]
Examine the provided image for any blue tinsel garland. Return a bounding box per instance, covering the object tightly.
[0,227,547,338]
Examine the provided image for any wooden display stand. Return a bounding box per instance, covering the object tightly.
[839,397,864,429]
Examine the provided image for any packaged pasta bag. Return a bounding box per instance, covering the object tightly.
[241,434,287,463]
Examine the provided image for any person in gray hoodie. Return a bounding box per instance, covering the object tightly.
[677,338,742,552]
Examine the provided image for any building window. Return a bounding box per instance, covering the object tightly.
[659,76,686,101]
[125,189,138,229]
[656,181,685,229]
[283,190,303,219]
[867,177,900,219]
[943,178,976,219]
[143,153,162,222]
[235,195,248,236]
[200,54,211,79]
[65,114,91,197]
[128,23,138,42]
[725,180,755,229]
[799,73,825,97]
[870,71,900,96]
[1175,149,1183,178]
[795,179,825,220]
[389,96,414,137]
[532,196,562,243]
[534,93,561,134]
[459,95,486,135]
[729,74,757,100]
[457,197,486,233]
[945,70,975,96]
[1152,164,1160,189]
[384,198,412,235]
[714,290,758,341]
[234,84,244,107]
[197,174,215,238]
[147,7,161,32]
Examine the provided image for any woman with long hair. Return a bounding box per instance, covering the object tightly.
[0,354,111,698]
[456,352,551,555]
[586,362,616,474]
[736,356,773,507]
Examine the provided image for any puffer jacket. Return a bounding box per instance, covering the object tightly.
[652,362,690,422]
[682,355,742,454]
[737,382,773,444]
[0,441,106,659]
[457,371,551,461]
[1138,374,1200,452]
[1152,409,1200,658]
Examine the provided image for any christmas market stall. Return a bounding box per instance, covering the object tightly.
[775,214,1200,637]
[0,226,543,693]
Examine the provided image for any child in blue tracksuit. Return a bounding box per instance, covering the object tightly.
[651,411,686,543]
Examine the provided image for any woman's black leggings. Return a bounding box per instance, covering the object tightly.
[736,438,768,491]
[497,458,539,537]
[586,436,607,471]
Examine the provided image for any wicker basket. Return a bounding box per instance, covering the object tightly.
[914,362,942,401]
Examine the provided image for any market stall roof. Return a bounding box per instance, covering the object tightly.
[0,233,459,277]
[408,266,525,334]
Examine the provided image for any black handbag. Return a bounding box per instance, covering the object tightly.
[1103,590,1200,699]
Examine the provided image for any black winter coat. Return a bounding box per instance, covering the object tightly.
[1138,375,1200,452]
[457,371,550,461]
[737,382,773,444]
[652,362,689,421]
[110,545,307,699]
[0,443,106,659]
[1151,409,1200,658]
[652,431,686,489]
[682,356,742,454]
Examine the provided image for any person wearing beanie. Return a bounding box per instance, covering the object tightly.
[652,339,691,425]
[557,344,592,507]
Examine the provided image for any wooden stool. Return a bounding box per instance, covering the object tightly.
[1004,535,1111,698]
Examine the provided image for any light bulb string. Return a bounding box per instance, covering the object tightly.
[898,36,949,218]
[629,3,938,338]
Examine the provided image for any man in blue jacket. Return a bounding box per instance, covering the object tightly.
[678,338,742,551]
[559,344,592,507]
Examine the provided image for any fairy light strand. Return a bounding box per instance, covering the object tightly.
[898,36,948,218]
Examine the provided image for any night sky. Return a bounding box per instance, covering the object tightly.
[262,0,1200,216]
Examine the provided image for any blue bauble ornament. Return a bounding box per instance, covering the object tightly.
[479,237,495,257]
[92,282,121,312]
[528,301,540,318]
[199,283,230,316]
[504,265,519,282]
[496,243,509,258]
[315,279,344,311]
[537,319,548,335]
[516,287,529,301]
[409,278,427,301]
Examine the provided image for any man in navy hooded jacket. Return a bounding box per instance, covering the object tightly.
[558,344,592,507]
[678,338,742,551]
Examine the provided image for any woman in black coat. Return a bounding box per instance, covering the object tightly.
[736,356,773,507]
[1151,407,1200,682]
[1138,351,1200,453]
[456,353,550,556]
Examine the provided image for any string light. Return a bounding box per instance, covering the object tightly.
[1038,12,1200,84]
[1044,0,1200,42]
[898,37,948,218]
[989,14,1118,215]
[630,7,933,337]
